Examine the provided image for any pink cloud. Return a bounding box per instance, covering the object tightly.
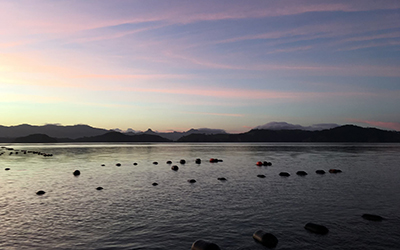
[183,111,244,117]
[75,73,188,80]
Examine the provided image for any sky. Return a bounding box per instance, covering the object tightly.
[1,0,400,132]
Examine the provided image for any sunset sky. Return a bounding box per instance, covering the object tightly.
[1,0,399,132]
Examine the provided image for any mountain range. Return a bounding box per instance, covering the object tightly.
[1,123,399,143]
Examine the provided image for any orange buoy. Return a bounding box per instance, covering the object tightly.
[256,161,263,166]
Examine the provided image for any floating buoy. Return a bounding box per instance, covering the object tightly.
[329,169,342,173]
[217,177,227,181]
[296,171,308,176]
[191,239,221,250]
[209,158,219,163]
[257,174,266,178]
[304,223,329,235]
[253,230,278,248]
[152,183,158,186]
[36,190,46,195]
[5,168,10,171]
[180,159,186,164]
[279,172,290,177]
[316,170,326,174]
[73,170,81,176]
[195,158,201,164]
[362,214,384,221]
[166,161,172,164]
[188,179,196,183]
[171,165,179,171]
[256,161,263,166]
[116,163,121,167]
[153,162,158,165]
[96,187,103,190]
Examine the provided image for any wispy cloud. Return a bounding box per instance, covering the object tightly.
[183,111,244,117]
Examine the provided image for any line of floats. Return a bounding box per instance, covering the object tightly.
[0,146,53,157]
[2,147,385,249]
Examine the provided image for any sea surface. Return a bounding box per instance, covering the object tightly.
[0,143,399,250]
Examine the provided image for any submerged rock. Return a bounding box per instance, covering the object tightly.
[96,187,103,190]
[279,172,290,177]
[316,170,326,174]
[253,230,278,248]
[36,190,46,195]
[304,223,329,235]
[73,170,81,176]
[296,171,308,176]
[257,174,266,178]
[152,182,158,186]
[191,239,221,250]
[362,214,384,221]
[116,163,121,167]
[188,179,196,183]
[217,177,227,181]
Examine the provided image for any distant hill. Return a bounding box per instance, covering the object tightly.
[2,123,400,143]
[0,124,109,139]
[74,131,171,142]
[14,134,58,143]
[126,128,227,141]
[178,125,400,142]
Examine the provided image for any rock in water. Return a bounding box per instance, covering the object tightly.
[362,214,384,221]
[304,223,329,235]
[253,230,278,248]
[73,170,81,176]
[36,190,46,195]
[191,239,221,250]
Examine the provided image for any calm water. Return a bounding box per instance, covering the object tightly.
[1,143,399,250]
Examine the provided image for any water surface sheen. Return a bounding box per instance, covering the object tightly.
[1,143,399,249]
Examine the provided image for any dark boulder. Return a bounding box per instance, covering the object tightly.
[191,239,221,250]
[257,174,266,178]
[253,230,278,248]
[96,187,103,190]
[296,171,308,176]
[304,223,329,235]
[36,190,46,195]
[188,179,196,183]
[279,172,290,177]
[316,170,326,174]
[362,214,384,221]
[73,170,81,176]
